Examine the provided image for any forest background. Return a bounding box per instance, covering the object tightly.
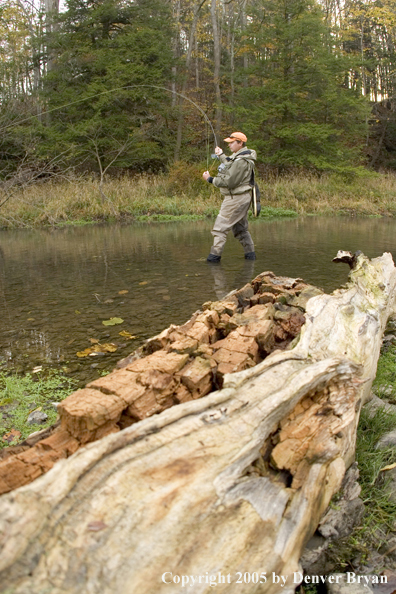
[2,0,396,225]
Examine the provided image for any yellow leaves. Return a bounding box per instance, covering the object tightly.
[76,349,94,358]
[102,317,124,326]
[75,310,81,315]
[100,343,117,353]
[380,462,396,472]
[76,343,118,358]
[2,429,21,444]
[118,290,128,295]
[139,281,148,286]
[119,330,136,339]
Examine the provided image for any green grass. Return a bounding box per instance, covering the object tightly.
[0,371,77,448]
[354,339,396,550]
[2,163,396,228]
[326,338,396,570]
[372,338,396,402]
[325,404,396,570]
[135,213,208,222]
[356,407,396,535]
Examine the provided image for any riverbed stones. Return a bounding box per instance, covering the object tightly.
[0,270,316,496]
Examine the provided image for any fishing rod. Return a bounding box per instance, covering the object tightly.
[0,84,219,151]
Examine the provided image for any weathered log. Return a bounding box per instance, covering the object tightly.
[0,251,395,594]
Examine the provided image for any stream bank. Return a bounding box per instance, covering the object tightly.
[2,168,396,229]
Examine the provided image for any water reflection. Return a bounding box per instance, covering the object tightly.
[1,217,396,384]
[209,260,256,300]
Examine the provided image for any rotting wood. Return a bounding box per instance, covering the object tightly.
[0,251,395,594]
[0,273,310,495]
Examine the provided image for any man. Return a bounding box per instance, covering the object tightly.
[202,131,256,263]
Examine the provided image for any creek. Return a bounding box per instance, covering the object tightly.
[1,216,395,386]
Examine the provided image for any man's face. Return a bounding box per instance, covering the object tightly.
[228,139,243,153]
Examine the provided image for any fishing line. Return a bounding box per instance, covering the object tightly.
[0,84,219,149]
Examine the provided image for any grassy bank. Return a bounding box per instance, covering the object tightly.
[0,370,77,448]
[1,163,396,229]
[318,335,396,578]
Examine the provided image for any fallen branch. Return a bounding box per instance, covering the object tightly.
[0,251,395,594]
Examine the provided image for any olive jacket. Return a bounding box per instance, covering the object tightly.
[211,147,257,196]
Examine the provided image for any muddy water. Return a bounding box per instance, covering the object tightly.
[1,216,396,385]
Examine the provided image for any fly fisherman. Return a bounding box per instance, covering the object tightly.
[202,132,256,263]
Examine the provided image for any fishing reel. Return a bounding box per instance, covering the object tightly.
[210,153,226,174]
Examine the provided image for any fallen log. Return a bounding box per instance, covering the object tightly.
[0,251,395,594]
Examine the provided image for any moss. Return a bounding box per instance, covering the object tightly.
[0,371,77,448]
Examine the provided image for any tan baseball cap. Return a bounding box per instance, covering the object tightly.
[223,132,247,143]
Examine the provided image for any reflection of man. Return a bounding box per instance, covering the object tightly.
[203,132,256,263]
[209,259,255,301]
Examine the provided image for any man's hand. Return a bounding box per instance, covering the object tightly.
[214,146,223,156]
[202,171,210,181]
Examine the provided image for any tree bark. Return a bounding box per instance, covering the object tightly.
[174,0,207,161]
[211,0,222,139]
[0,252,395,594]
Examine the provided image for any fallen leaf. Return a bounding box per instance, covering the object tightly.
[76,348,92,358]
[89,338,99,344]
[77,343,118,357]
[104,299,114,304]
[380,462,396,472]
[87,521,108,532]
[163,295,170,301]
[2,429,21,443]
[75,310,81,315]
[67,338,75,345]
[99,343,117,353]
[32,366,43,373]
[118,290,128,295]
[27,318,35,321]
[139,281,148,285]
[102,317,124,326]
[119,330,136,339]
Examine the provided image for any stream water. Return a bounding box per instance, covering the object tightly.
[1,216,396,385]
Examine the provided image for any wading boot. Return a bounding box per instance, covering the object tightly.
[207,253,221,263]
[244,252,256,260]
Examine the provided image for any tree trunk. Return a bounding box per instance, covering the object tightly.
[211,0,222,139]
[174,0,207,160]
[171,0,181,108]
[44,0,59,75]
[0,252,395,594]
